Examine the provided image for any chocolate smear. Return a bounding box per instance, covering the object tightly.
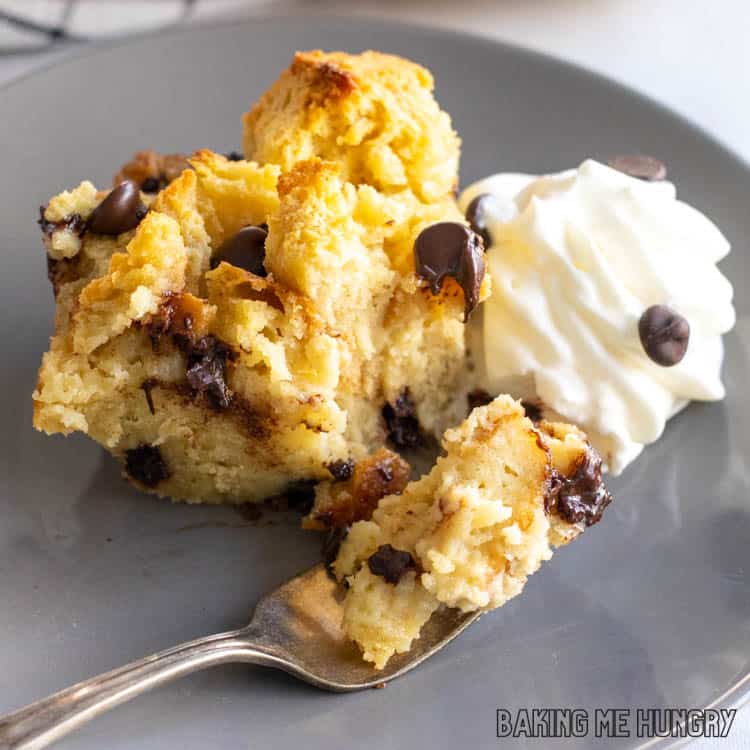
[546,449,612,527]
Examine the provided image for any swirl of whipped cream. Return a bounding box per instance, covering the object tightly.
[459,159,735,474]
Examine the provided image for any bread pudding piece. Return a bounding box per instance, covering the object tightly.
[243,50,460,206]
[113,150,190,194]
[33,50,486,504]
[332,396,612,668]
[303,448,412,530]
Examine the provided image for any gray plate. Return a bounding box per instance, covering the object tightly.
[1,16,748,750]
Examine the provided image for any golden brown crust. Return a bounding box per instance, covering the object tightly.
[113,150,190,189]
[243,50,460,202]
[306,448,411,529]
[289,50,358,101]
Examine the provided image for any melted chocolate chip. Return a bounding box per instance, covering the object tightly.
[182,335,234,410]
[382,390,422,448]
[88,180,146,235]
[608,154,667,182]
[464,193,495,247]
[467,388,493,411]
[211,226,268,276]
[38,206,87,239]
[327,459,356,481]
[140,176,161,194]
[367,544,416,584]
[414,222,485,321]
[546,450,612,527]
[125,445,170,487]
[638,305,690,366]
[225,151,243,162]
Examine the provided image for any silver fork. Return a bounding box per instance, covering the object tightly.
[0,563,479,750]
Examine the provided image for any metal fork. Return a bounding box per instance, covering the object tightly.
[0,563,479,749]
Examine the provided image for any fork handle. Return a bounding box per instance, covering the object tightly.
[0,629,281,750]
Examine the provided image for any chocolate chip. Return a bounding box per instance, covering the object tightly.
[545,449,612,527]
[225,151,243,162]
[183,335,233,410]
[140,176,161,193]
[327,459,355,481]
[464,193,495,247]
[367,544,416,584]
[467,388,493,411]
[414,222,485,320]
[38,206,87,239]
[125,445,170,487]
[211,226,268,276]
[607,154,667,182]
[382,390,422,448]
[638,305,690,366]
[88,180,146,235]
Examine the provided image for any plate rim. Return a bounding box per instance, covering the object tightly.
[2,12,749,178]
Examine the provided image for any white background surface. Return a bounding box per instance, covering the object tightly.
[1,0,748,747]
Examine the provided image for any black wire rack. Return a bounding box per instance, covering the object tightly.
[0,0,197,54]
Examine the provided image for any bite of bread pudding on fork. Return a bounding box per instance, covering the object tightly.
[328,396,611,668]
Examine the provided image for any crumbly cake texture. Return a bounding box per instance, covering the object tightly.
[33,50,487,504]
[243,50,460,205]
[333,396,611,669]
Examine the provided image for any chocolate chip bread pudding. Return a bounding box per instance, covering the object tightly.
[32,49,613,669]
[331,395,610,668]
[33,51,488,503]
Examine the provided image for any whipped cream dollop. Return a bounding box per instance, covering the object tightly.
[459,159,735,474]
